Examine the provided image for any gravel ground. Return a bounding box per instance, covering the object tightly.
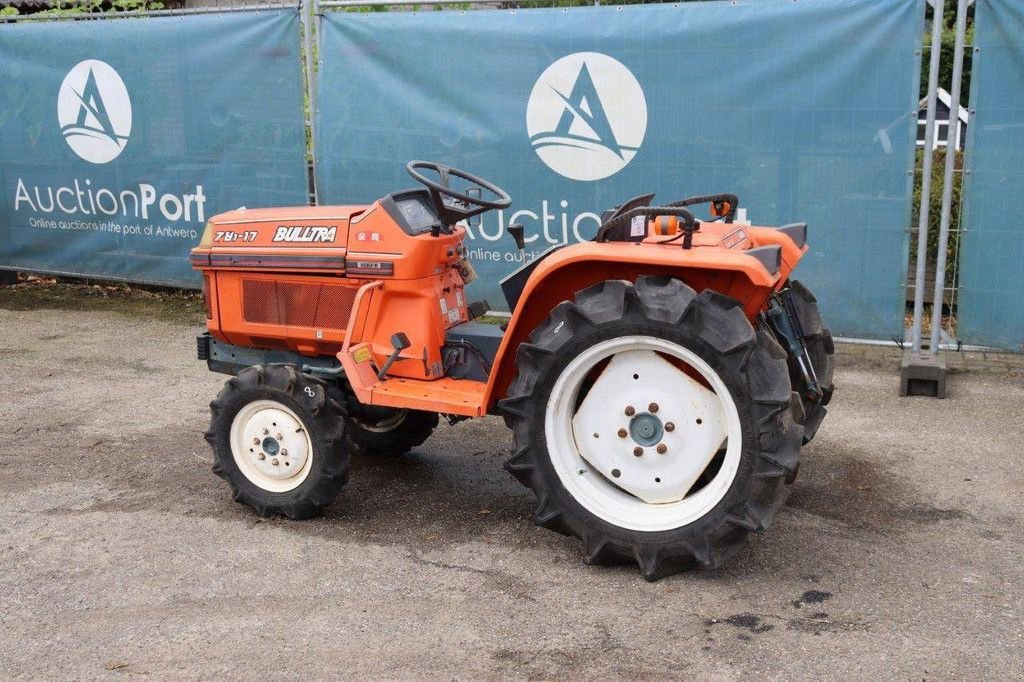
[1,286,1022,679]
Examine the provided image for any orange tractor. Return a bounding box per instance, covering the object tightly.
[191,161,833,580]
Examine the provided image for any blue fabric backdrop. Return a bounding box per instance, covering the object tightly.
[0,9,309,286]
[958,0,1024,350]
[316,0,923,338]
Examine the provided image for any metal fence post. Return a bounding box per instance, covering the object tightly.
[910,0,945,353]
[302,0,319,205]
[900,0,957,398]
[929,0,969,352]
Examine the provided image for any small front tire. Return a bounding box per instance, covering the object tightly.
[205,364,350,519]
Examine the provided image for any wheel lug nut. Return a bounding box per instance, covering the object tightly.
[271,458,279,466]
[633,447,643,457]
[257,453,265,461]
[625,406,635,416]
[281,449,288,456]
[665,422,675,432]
[276,433,283,440]
[649,402,659,413]
[656,444,668,454]
[617,428,628,438]
[262,428,269,435]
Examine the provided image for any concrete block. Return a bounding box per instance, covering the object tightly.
[900,351,947,398]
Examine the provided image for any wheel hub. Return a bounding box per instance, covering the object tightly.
[229,401,313,490]
[262,436,281,456]
[628,412,663,447]
[569,348,729,505]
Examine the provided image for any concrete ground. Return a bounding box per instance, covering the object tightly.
[1,284,1022,680]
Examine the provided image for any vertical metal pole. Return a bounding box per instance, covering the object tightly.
[911,0,945,353]
[302,0,319,205]
[928,0,968,352]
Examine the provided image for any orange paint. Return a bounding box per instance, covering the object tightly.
[194,196,806,417]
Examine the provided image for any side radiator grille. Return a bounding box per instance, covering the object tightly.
[241,279,357,330]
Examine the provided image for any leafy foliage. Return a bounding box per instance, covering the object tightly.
[22,0,166,17]
[920,3,974,106]
[911,148,962,282]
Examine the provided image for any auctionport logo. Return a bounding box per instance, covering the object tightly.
[526,52,647,182]
[57,60,132,164]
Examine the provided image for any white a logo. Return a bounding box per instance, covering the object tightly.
[57,60,132,164]
[526,52,647,182]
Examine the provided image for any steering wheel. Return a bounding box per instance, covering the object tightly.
[406,160,512,230]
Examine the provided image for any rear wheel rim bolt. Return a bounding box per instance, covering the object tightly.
[625,406,635,417]
[665,422,675,432]
[649,403,659,413]
[656,444,667,454]
[633,447,643,457]
[617,428,628,438]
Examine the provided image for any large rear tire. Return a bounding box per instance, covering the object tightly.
[786,280,835,443]
[500,277,802,581]
[206,364,350,519]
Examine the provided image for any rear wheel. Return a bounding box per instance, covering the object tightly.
[206,364,350,519]
[346,408,439,456]
[500,277,801,581]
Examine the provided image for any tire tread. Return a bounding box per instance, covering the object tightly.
[500,276,802,581]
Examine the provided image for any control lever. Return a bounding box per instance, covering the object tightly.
[508,223,526,252]
[377,332,411,380]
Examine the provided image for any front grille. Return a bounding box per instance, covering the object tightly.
[241,279,357,330]
[314,283,358,328]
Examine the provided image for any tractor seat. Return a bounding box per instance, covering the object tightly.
[594,193,655,243]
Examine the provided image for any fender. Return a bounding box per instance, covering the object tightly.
[481,235,801,412]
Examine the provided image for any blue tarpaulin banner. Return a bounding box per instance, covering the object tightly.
[316,0,923,338]
[0,9,309,286]
[958,0,1024,351]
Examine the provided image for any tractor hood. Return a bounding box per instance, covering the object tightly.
[207,205,367,243]
[210,204,367,225]
[189,204,367,270]
[192,202,368,259]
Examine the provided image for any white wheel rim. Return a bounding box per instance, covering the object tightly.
[229,400,314,493]
[352,410,407,433]
[544,335,743,532]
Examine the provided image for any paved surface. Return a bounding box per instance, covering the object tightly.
[1,287,1023,679]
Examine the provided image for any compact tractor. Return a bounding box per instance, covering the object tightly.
[191,161,833,580]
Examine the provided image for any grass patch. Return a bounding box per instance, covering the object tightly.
[475,313,510,326]
[0,275,205,325]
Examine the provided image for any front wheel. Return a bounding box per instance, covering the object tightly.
[205,364,350,519]
[500,278,801,581]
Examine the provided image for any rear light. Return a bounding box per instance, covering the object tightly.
[202,274,213,319]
